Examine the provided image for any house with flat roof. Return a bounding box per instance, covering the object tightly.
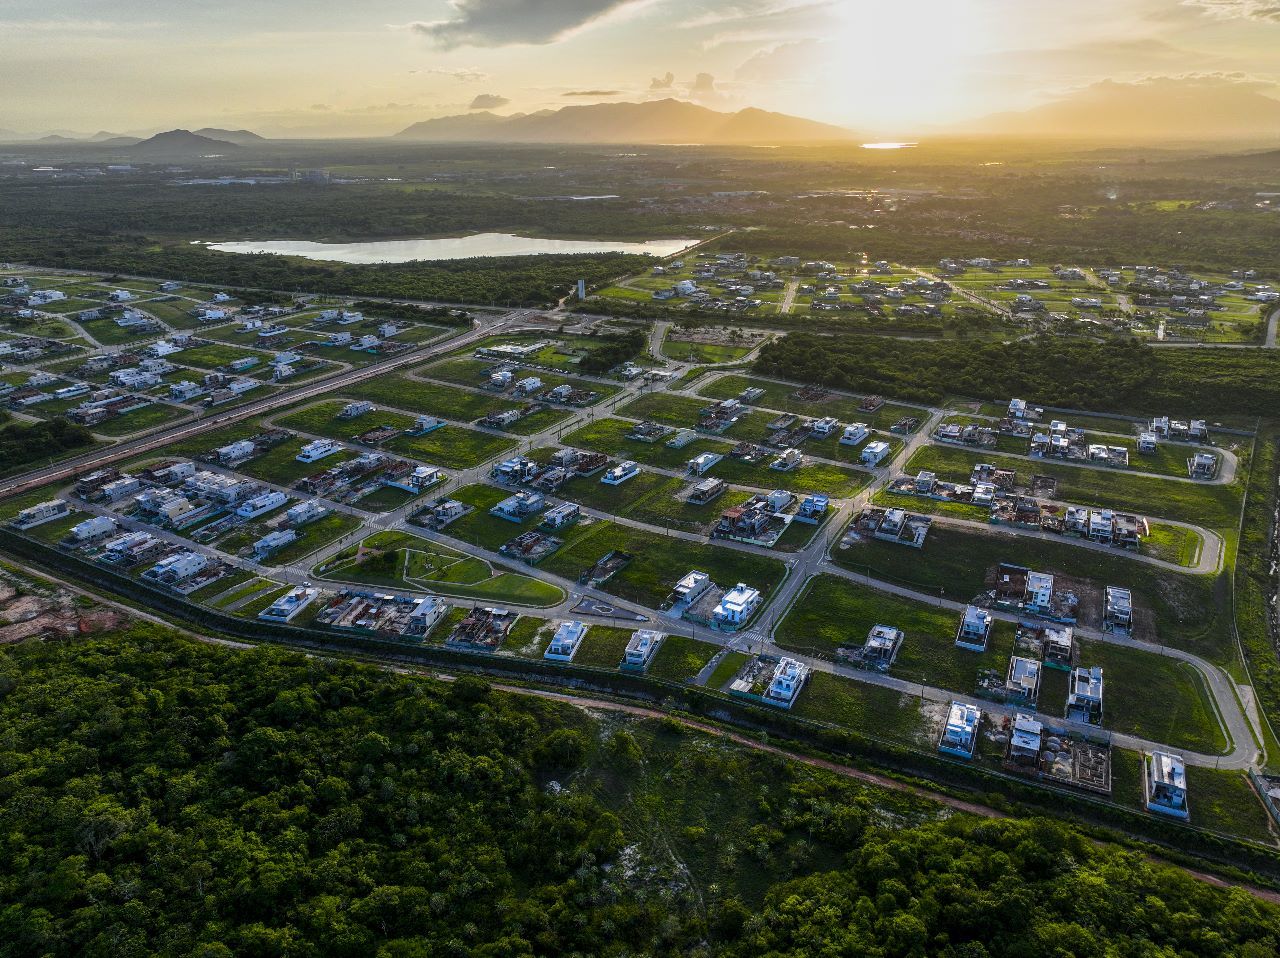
[1104,586,1133,632]
[259,587,319,623]
[11,499,70,530]
[1144,751,1189,819]
[620,630,664,671]
[1188,451,1218,480]
[1005,656,1042,705]
[1008,713,1043,766]
[669,570,713,609]
[955,605,993,652]
[860,440,890,466]
[544,621,587,662]
[712,583,761,630]
[297,438,344,463]
[840,423,869,446]
[938,702,981,758]
[1066,665,1104,725]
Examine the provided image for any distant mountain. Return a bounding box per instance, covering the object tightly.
[970,77,1280,142]
[97,136,143,147]
[36,134,78,144]
[396,98,854,144]
[131,129,240,156]
[89,130,126,142]
[194,127,266,146]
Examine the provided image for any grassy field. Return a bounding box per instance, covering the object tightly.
[237,442,359,487]
[261,512,363,567]
[780,575,1226,753]
[705,651,751,691]
[698,374,926,432]
[904,443,1243,530]
[617,392,778,439]
[831,523,1228,662]
[660,338,754,364]
[647,635,720,682]
[274,399,514,469]
[344,374,512,421]
[92,403,188,437]
[1143,522,1203,567]
[421,357,619,404]
[571,626,638,669]
[559,417,868,497]
[791,672,926,746]
[176,342,268,369]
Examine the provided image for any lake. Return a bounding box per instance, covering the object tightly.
[203,232,697,264]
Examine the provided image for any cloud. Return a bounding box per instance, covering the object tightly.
[562,89,623,96]
[650,71,675,90]
[690,73,717,99]
[468,93,511,109]
[414,67,489,81]
[408,0,647,49]
[1181,1,1280,20]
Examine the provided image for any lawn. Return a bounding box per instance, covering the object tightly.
[421,357,619,405]
[705,651,751,691]
[616,392,777,439]
[344,374,512,422]
[777,574,1018,696]
[831,522,1228,663]
[274,399,515,469]
[174,342,268,369]
[698,374,926,432]
[904,443,1243,531]
[261,512,363,567]
[660,338,754,364]
[571,626,638,669]
[233,585,291,618]
[647,635,720,682]
[1143,522,1203,568]
[238,442,359,487]
[559,417,868,497]
[91,403,188,437]
[791,672,926,747]
[536,514,788,610]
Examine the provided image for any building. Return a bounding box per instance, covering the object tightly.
[764,657,809,708]
[938,702,981,758]
[1188,451,1218,480]
[1008,713,1043,765]
[1144,751,1189,819]
[1104,586,1133,632]
[286,500,328,526]
[601,460,639,485]
[100,476,143,502]
[796,493,829,523]
[770,448,801,472]
[541,502,580,530]
[297,439,344,463]
[840,423,869,446]
[670,570,712,608]
[409,596,448,635]
[621,630,664,671]
[235,490,288,519]
[687,452,722,476]
[1006,657,1042,704]
[142,551,209,584]
[862,624,904,669]
[258,587,319,623]
[544,621,587,662]
[861,440,891,466]
[340,401,374,419]
[490,491,545,522]
[1066,665,1104,724]
[1024,572,1055,614]
[67,514,116,542]
[11,499,70,529]
[955,605,993,652]
[253,529,297,558]
[712,583,762,629]
[213,437,255,464]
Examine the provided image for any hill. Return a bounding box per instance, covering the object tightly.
[971,77,1280,142]
[193,127,267,145]
[130,129,240,157]
[396,98,854,144]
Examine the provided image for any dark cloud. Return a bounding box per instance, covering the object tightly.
[649,71,675,90]
[562,89,623,97]
[468,93,511,109]
[409,0,642,49]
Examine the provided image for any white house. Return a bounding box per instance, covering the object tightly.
[258,587,319,622]
[235,490,288,519]
[286,500,328,526]
[68,515,117,542]
[687,452,722,476]
[621,630,664,671]
[12,499,70,529]
[143,551,209,584]
[938,701,981,758]
[601,460,639,485]
[712,583,761,629]
[253,529,297,558]
[297,439,344,463]
[764,657,809,708]
[1025,572,1055,612]
[860,440,890,466]
[544,621,587,661]
[1144,751,1189,819]
[955,605,993,652]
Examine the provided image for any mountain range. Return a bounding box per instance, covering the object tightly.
[130,130,241,156]
[396,99,855,145]
[969,78,1280,142]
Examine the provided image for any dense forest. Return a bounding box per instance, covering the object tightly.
[0,417,94,476]
[754,333,1280,416]
[1,627,1278,957]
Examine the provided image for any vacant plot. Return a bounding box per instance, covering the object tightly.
[617,392,777,438]
[661,338,754,364]
[93,403,188,437]
[421,357,618,404]
[905,443,1243,530]
[699,374,925,432]
[537,515,787,609]
[262,512,363,567]
[346,374,511,421]
[238,442,359,487]
[832,522,1227,662]
[176,342,267,369]
[571,626,637,669]
[647,635,720,683]
[777,574,1018,696]
[791,672,926,746]
[705,651,751,691]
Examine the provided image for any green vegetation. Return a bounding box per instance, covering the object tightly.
[698,373,925,432]
[905,443,1242,530]
[833,523,1228,662]
[571,626,636,669]
[646,635,719,682]
[791,671,925,746]
[0,417,95,478]
[705,650,751,690]
[91,402,188,437]
[261,512,362,567]
[757,333,1280,417]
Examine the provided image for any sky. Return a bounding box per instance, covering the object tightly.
[3,0,1280,137]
